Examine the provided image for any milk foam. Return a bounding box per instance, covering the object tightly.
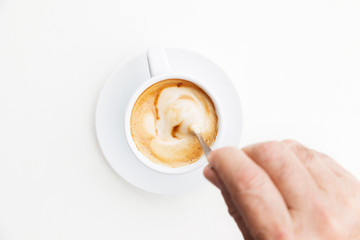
[130,79,218,168]
[152,87,205,139]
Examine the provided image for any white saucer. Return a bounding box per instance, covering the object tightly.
[96,48,243,195]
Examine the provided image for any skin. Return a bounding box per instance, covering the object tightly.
[204,140,360,240]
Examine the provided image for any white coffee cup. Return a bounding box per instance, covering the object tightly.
[124,47,224,175]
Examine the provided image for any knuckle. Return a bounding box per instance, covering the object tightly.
[283,139,315,164]
[260,141,282,152]
[294,147,316,166]
[257,141,284,161]
[282,139,301,147]
[314,151,331,161]
[303,149,315,164]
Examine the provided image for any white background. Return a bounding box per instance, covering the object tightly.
[0,0,359,239]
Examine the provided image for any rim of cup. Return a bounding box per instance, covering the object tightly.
[124,73,224,175]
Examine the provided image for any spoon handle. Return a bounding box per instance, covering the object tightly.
[193,132,212,159]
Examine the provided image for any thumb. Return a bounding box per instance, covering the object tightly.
[207,147,291,239]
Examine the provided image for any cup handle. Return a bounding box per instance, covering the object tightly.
[147,47,171,77]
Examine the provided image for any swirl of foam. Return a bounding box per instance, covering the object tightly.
[155,87,205,140]
[131,79,218,167]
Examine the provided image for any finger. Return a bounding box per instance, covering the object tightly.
[243,141,318,210]
[208,147,292,238]
[312,150,353,178]
[282,140,339,191]
[285,140,355,179]
[221,187,254,240]
[203,165,222,189]
[204,166,253,240]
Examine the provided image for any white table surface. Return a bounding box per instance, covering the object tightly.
[0,0,359,239]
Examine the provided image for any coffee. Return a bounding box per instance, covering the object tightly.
[130,79,218,168]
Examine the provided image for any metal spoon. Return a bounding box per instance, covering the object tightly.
[191,126,212,159]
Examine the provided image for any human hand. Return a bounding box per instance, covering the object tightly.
[204,140,360,240]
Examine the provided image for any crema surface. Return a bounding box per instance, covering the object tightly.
[130,79,218,168]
